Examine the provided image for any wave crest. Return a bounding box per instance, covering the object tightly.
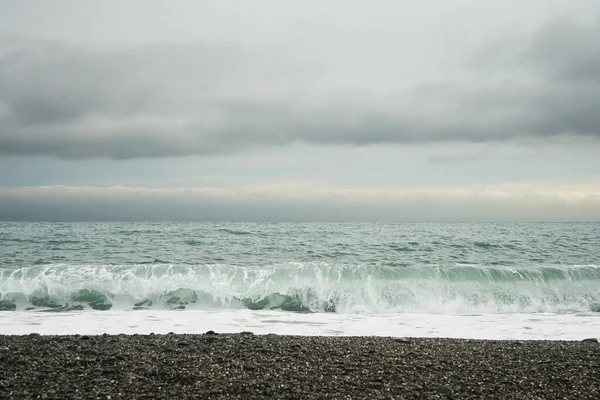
[1,263,599,313]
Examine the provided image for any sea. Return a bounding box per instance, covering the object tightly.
[1,222,599,340]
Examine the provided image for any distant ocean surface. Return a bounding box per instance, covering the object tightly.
[1,222,600,339]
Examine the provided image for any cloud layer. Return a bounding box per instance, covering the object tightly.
[2,182,599,222]
[1,17,599,159]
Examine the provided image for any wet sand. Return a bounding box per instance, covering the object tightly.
[0,333,598,399]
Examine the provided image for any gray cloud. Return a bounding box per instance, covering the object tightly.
[1,17,599,160]
[528,19,600,82]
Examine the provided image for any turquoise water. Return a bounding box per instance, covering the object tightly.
[1,222,599,313]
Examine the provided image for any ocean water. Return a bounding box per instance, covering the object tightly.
[1,222,599,339]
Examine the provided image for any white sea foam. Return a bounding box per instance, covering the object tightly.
[1,310,599,340]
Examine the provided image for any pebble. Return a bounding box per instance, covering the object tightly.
[0,335,598,399]
[435,385,454,398]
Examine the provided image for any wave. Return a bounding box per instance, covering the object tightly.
[216,228,254,236]
[1,263,599,313]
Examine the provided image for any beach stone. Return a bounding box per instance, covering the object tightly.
[435,385,454,398]
[205,330,218,335]
[582,338,598,343]
[1,335,600,399]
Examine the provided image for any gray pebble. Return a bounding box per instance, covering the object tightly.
[435,385,454,398]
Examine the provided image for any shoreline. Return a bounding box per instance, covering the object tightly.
[1,333,598,399]
[4,309,600,339]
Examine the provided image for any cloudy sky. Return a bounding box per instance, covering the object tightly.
[1,0,599,221]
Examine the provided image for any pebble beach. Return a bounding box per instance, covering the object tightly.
[1,333,598,399]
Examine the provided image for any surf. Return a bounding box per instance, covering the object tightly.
[1,262,599,313]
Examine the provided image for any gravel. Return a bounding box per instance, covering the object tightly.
[0,333,598,399]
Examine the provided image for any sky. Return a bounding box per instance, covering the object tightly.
[1,0,599,221]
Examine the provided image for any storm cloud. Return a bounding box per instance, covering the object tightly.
[1,17,599,160]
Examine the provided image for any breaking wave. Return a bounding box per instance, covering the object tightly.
[1,263,599,313]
